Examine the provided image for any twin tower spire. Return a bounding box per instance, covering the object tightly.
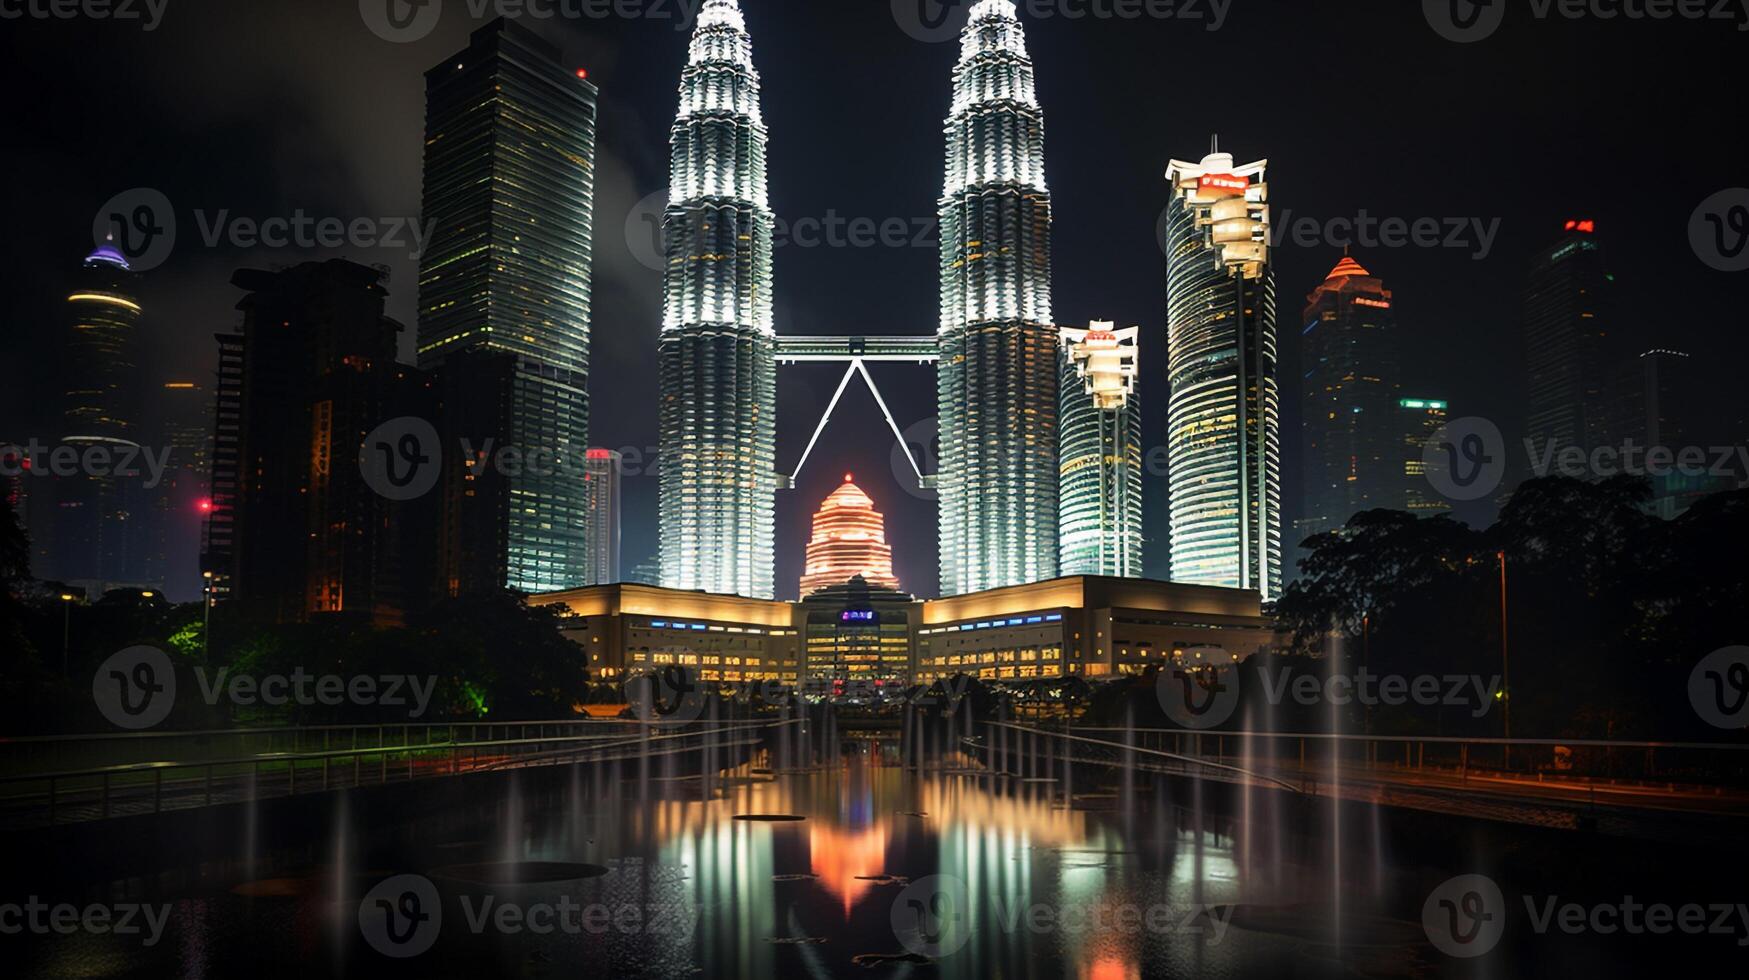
[657,0,1057,599]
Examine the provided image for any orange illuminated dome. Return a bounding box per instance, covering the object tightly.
[1325,255,1372,279]
[799,475,901,595]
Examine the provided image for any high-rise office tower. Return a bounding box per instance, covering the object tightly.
[225,260,433,624]
[800,475,901,596]
[418,19,597,595]
[1298,255,1400,551]
[140,380,210,597]
[583,448,621,585]
[55,243,144,589]
[1523,220,1616,461]
[1607,349,1731,518]
[202,332,244,598]
[1164,147,1280,601]
[658,0,778,599]
[1398,397,1453,515]
[1058,321,1142,577]
[937,0,1058,596]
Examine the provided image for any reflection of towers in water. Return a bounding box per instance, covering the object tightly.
[658,0,778,599]
[56,243,144,587]
[1164,147,1281,601]
[936,0,1059,597]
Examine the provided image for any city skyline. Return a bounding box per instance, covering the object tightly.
[4,1,1746,603]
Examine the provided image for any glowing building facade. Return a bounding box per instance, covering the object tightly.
[418,19,598,594]
[1163,148,1281,601]
[800,476,901,596]
[1297,256,1400,556]
[54,244,144,588]
[658,0,778,599]
[1058,321,1142,577]
[937,0,1058,597]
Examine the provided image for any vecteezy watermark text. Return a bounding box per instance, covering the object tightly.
[1425,0,1749,43]
[360,0,701,44]
[1271,209,1502,260]
[0,898,172,947]
[0,0,167,30]
[1,440,174,489]
[892,0,1230,44]
[1157,660,1501,729]
[1423,873,1749,957]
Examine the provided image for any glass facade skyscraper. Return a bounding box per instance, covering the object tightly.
[1522,221,1616,464]
[55,243,143,588]
[583,448,620,586]
[418,19,597,594]
[658,0,778,599]
[936,0,1058,597]
[1163,148,1280,601]
[1058,322,1142,578]
[1297,256,1400,558]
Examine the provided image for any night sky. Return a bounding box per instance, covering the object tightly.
[4,0,1745,601]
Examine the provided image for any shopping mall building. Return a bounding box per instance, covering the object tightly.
[531,575,1274,690]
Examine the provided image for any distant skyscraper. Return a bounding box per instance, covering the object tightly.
[1164,147,1280,601]
[141,380,210,596]
[1298,255,1401,554]
[1608,349,1732,518]
[1398,397,1452,514]
[658,0,778,599]
[937,0,1058,597]
[800,475,901,596]
[418,19,597,594]
[225,260,432,624]
[1523,220,1616,461]
[55,243,144,589]
[584,449,621,585]
[1058,321,1141,578]
[202,332,244,597]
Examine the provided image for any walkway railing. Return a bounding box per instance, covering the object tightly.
[0,718,796,829]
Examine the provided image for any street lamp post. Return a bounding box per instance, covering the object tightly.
[1497,549,1512,770]
[202,571,214,667]
[58,593,74,679]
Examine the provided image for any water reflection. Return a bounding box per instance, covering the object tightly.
[14,747,1429,978]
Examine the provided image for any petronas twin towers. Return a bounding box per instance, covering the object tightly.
[657,0,1062,599]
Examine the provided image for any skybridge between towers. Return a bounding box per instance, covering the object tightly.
[774,334,939,491]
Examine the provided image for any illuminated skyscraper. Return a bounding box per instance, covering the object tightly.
[1297,255,1400,558]
[1523,220,1615,462]
[800,475,901,596]
[937,0,1058,596]
[658,0,778,598]
[583,448,621,585]
[55,243,143,588]
[1398,397,1452,515]
[1058,321,1141,577]
[1163,147,1280,601]
[418,19,597,594]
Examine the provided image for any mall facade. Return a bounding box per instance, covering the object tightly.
[532,575,1274,689]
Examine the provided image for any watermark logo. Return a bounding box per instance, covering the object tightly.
[0,898,172,946]
[1423,417,1507,501]
[626,665,707,724]
[359,874,442,958]
[1689,646,1749,729]
[92,646,176,730]
[894,0,1230,42]
[359,0,443,42]
[360,417,442,502]
[1156,656,1239,729]
[626,189,669,274]
[1525,437,1749,485]
[0,0,168,30]
[1423,0,1505,42]
[892,0,972,42]
[1690,188,1749,272]
[891,874,973,958]
[890,416,941,501]
[1424,873,1505,957]
[1269,209,1502,260]
[93,188,176,272]
[1,440,176,489]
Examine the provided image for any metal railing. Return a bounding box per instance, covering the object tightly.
[0,719,795,829]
